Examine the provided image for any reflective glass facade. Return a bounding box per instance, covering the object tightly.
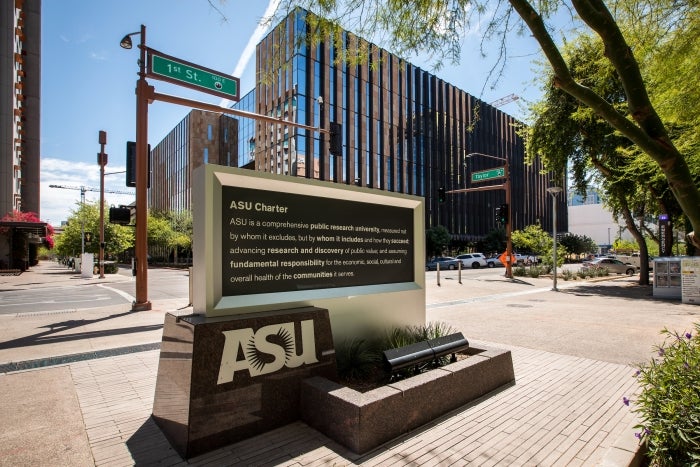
[251,9,565,239]
[150,110,237,213]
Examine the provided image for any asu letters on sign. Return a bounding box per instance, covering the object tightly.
[217,319,319,384]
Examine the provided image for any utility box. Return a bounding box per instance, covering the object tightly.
[653,256,683,299]
[81,253,94,278]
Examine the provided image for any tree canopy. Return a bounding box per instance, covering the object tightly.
[275,0,700,248]
[53,202,134,259]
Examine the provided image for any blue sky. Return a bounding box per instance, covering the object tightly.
[40,0,545,225]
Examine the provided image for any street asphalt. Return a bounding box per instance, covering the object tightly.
[0,261,698,466]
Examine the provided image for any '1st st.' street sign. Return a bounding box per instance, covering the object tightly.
[471,166,505,183]
[147,48,239,101]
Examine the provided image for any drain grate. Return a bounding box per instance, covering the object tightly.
[0,342,161,373]
[15,309,77,318]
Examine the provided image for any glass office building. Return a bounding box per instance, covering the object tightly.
[149,110,238,214]
[244,8,564,241]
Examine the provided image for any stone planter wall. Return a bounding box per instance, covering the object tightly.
[300,345,515,454]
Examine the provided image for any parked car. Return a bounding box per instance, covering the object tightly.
[426,256,461,271]
[582,258,637,276]
[455,253,487,269]
[486,257,504,268]
[614,253,654,271]
[514,253,539,265]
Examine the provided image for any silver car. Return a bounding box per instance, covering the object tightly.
[426,256,461,271]
[582,258,637,276]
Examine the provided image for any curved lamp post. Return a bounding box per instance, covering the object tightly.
[547,186,563,291]
[120,25,151,311]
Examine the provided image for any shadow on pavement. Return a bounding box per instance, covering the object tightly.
[559,281,663,302]
[0,309,163,351]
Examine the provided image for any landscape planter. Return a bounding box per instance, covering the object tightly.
[300,345,515,454]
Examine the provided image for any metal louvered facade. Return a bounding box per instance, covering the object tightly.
[247,9,566,240]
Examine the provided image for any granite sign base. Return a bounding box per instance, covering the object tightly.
[152,307,337,459]
[300,345,515,454]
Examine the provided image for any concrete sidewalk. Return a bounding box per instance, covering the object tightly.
[2,263,697,466]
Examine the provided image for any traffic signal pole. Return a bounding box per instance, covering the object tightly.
[504,162,513,279]
[133,24,151,311]
[120,24,330,311]
[450,152,513,279]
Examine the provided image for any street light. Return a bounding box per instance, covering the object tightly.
[98,130,107,279]
[465,152,513,279]
[121,25,151,311]
[547,186,563,291]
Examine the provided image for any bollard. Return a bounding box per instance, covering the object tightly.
[458,261,462,284]
[437,263,440,287]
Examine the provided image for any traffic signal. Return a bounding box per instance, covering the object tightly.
[126,141,151,188]
[495,205,502,225]
[109,206,132,225]
[499,203,509,225]
[83,232,94,244]
[438,187,446,203]
[329,122,342,156]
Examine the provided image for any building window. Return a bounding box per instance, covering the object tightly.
[207,124,213,141]
[204,147,209,163]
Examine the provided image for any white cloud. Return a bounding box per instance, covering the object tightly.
[90,50,108,61]
[219,0,281,108]
[40,157,135,226]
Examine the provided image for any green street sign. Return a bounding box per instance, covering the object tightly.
[471,166,505,182]
[147,49,239,101]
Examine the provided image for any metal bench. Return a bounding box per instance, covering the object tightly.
[0,269,22,276]
[382,332,470,377]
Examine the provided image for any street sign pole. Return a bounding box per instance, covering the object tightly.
[133,25,151,311]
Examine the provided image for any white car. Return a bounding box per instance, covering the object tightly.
[456,253,488,269]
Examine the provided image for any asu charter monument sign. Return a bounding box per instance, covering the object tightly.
[152,165,425,457]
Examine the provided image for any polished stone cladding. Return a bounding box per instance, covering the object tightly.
[152,307,336,458]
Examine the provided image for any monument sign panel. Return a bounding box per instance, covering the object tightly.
[193,165,425,322]
[221,185,414,296]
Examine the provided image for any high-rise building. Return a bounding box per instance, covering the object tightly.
[1,0,40,217]
[246,8,565,241]
[1,0,42,270]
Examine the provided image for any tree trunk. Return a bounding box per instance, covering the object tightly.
[620,208,650,285]
[508,0,700,249]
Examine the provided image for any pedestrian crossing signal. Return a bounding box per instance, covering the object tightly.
[438,187,446,203]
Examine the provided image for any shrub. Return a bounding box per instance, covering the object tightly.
[335,338,382,381]
[628,324,700,466]
[335,322,458,384]
[513,266,528,277]
[528,265,543,278]
[562,269,574,281]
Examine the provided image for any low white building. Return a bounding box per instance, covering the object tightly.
[567,190,633,252]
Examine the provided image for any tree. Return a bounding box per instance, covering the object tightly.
[426,225,451,257]
[476,228,506,255]
[53,202,133,259]
[147,213,175,261]
[148,210,193,263]
[524,34,663,284]
[512,224,565,267]
[559,233,597,257]
[277,0,700,249]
